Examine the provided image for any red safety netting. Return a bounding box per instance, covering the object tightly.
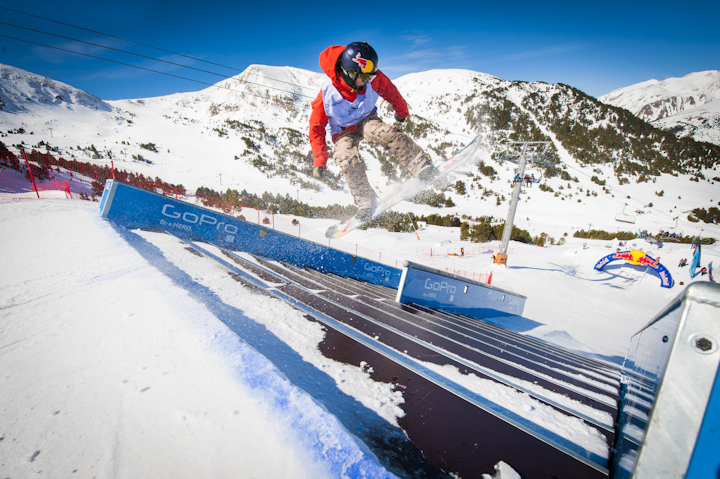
[0,149,186,201]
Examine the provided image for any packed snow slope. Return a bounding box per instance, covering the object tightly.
[0,200,720,477]
[0,199,401,479]
[1,197,717,478]
[599,70,720,145]
[2,60,720,479]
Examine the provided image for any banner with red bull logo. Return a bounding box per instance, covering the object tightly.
[594,250,674,288]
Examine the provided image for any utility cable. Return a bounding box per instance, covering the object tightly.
[0,34,307,103]
[0,6,241,72]
[0,7,319,93]
[0,21,317,99]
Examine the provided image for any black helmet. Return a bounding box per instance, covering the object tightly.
[338,42,378,87]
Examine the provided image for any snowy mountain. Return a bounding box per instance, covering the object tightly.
[0,64,111,114]
[1,62,719,243]
[599,70,720,145]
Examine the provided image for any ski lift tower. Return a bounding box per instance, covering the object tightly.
[494,141,554,265]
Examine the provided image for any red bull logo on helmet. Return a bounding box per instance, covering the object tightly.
[352,53,374,73]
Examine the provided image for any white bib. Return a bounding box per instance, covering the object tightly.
[321,78,380,138]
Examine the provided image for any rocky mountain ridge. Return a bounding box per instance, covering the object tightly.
[0,64,111,114]
[598,70,720,145]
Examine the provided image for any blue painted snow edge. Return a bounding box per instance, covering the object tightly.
[98,180,401,287]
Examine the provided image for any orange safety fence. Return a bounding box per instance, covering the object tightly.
[416,243,542,257]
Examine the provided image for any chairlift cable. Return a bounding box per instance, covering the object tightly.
[0,22,317,100]
[0,34,310,104]
[0,6,244,72]
[561,161,719,235]
[0,7,319,94]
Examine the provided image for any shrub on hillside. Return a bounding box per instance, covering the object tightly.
[139,142,158,153]
[573,229,636,240]
[689,207,720,224]
[459,219,533,244]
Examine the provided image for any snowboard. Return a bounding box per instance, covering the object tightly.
[325,134,483,239]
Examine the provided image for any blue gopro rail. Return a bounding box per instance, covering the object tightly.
[396,261,526,319]
[99,180,400,287]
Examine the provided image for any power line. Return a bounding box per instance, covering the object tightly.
[0,7,319,94]
[0,6,241,72]
[0,20,318,99]
[0,34,310,103]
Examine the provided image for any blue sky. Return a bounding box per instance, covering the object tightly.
[0,0,718,100]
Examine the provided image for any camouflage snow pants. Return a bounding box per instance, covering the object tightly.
[332,115,429,207]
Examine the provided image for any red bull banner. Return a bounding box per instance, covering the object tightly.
[594,250,674,288]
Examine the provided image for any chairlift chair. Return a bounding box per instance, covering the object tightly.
[496,141,557,168]
[615,203,636,224]
[660,217,684,239]
[526,167,542,183]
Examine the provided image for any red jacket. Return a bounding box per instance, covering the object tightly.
[309,45,410,168]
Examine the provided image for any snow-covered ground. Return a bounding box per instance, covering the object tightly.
[0,199,398,479]
[1,197,717,478]
[2,61,719,478]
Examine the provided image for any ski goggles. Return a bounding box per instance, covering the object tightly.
[341,65,377,83]
[356,71,377,82]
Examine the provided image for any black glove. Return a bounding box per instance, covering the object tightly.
[313,166,327,179]
[394,113,406,123]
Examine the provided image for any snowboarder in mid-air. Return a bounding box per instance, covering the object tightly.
[308,42,436,221]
